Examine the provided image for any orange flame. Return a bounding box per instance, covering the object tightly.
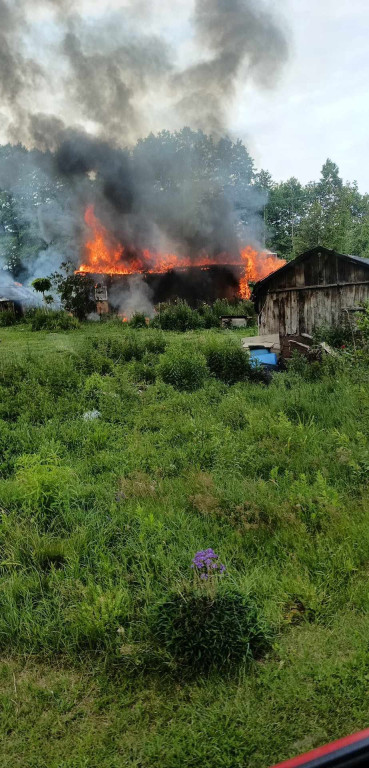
[239,246,286,299]
[78,205,286,297]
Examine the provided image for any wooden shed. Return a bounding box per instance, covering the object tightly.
[0,298,16,313]
[252,246,369,336]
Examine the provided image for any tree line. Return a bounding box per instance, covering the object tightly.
[0,132,368,280]
[258,159,369,261]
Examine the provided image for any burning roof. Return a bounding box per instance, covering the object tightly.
[77,206,286,300]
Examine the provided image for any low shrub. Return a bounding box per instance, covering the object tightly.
[158,349,207,390]
[151,588,271,672]
[131,359,157,384]
[203,340,252,384]
[314,321,356,349]
[152,299,256,331]
[287,352,322,381]
[143,332,167,355]
[155,301,204,332]
[129,312,148,329]
[211,298,256,323]
[91,335,144,362]
[0,309,18,327]
[287,352,341,382]
[24,308,79,331]
[77,347,114,376]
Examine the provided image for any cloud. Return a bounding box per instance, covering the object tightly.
[0,0,289,148]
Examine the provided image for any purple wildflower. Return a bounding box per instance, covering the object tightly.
[191,548,226,579]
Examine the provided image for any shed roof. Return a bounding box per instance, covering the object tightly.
[252,246,369,296]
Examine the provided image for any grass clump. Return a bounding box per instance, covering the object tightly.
[24,308,80,331]
[0,309,17,326]
[0,453,83,530]
[203,338,252,383]
[159,348,207,390]
[67,583,131,653]
[151,588,271,673]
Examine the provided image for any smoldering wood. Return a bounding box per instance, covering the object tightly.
[253,247,369,337]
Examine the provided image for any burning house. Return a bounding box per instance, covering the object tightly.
[78,205,286,315]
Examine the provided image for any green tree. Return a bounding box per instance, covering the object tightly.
[294,161,352,254]
[294,200,325,253]
[32,277,52,300]
[0,190,22,274]
[51,262,95,320]
[265,178,306,259]
[316,159,346,250]
[344,187,369,258]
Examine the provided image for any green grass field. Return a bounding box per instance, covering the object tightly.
[1,322,369,767]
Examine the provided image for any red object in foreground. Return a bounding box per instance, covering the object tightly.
[271,728,369,767]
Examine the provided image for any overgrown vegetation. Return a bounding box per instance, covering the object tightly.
[0,299,256,333]
[152,299,255,331]
[0,306,80,331]
[0,308,17,327]
[25,307,80,331]
[1,323,369,766]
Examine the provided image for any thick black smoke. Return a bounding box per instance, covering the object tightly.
[176,0,289,134]
[0,0,288,146]
[0,0,289,302]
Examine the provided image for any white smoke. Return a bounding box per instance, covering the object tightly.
[0,265,42,305]
[108,275,154,319]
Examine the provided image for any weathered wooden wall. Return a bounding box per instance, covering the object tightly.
[0,300,15,313]
[257,250,369,335]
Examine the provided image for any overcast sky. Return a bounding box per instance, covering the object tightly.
[128,0,369,190]
[233,0,369,190]
[2,0,368,192]
[78,0,369,191]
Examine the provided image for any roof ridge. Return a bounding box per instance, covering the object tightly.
[253,248,369,294]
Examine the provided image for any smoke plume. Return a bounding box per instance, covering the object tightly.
[175,0,289,134]
[0,0,289,302]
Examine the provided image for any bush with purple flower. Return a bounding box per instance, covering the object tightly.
[191,548,226,580]
[150,547,272,673]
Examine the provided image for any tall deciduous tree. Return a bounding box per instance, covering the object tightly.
[264,178,306,259]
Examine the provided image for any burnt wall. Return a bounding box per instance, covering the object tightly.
[94,265,243,307]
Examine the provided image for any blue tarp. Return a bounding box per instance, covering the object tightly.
[249,348,278,370]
